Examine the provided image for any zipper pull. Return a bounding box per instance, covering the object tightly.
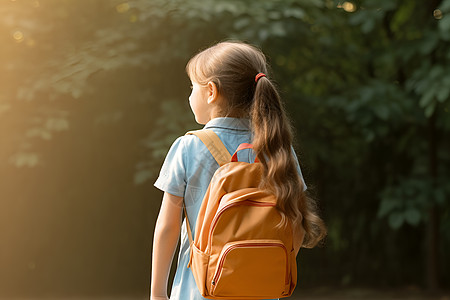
[212,280,216,286]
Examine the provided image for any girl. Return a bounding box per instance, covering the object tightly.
[151,41,326,300]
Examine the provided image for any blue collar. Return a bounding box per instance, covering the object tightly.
[203,117,251,131]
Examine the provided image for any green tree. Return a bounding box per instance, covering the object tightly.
[1,0,449,298]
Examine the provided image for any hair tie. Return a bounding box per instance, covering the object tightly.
[255,73,266,83]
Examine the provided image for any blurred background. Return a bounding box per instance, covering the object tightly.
[0,0,449,299]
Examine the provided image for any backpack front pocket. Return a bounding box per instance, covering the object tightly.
[210,240,289,298]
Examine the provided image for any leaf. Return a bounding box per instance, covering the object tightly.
[373,105,389,120]
[434,189,447,205]
[270,22,287,36]
[45,118,70,131]
[404,208,421,226]
[441,29,450,41]
[258,28,269,40]
[424,101,436,118]
[348,10,368,26]
[436,85,450,103]
[268,11,282,20]
[9,152,41,167]
[134,169,153,185]
[441,0,450,11]
[429,65,444,79]
[419,89,435,108]
[365,130,375,142]
[388,213,404,230]
[439,16,450,33]
[233,17,251,30]
[26,128,53,140]
[377,198,397,218]
[361,18,376,33]
[419,32,439,55]
[283,8,304,19]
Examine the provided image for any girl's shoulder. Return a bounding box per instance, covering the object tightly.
[168,132,212,158]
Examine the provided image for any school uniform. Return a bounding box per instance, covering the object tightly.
[154,117,306,300]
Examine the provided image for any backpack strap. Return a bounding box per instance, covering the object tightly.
[183,203,194,269]
[183,204,194,245]
[183,129,231,268]
[231,143,259,163]
[186,129,232,166]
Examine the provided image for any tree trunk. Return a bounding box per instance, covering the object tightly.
[425,110,439,291]
[425,0,442,288]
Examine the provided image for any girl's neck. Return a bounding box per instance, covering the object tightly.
[210,108,248,120]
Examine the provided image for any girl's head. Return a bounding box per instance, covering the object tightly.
[186,41,267,119]
[186,41,327,248]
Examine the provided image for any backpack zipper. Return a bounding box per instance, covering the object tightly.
[211,242,289,286]
[208,200,276,250]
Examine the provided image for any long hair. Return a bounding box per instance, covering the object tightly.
[186,41,326,248]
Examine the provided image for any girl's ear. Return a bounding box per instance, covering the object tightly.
[206,81,219,104]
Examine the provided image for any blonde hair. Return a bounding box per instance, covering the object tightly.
[186,41,326,248]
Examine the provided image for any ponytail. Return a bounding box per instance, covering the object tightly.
[187,41,327,248]
[252,76,326,248]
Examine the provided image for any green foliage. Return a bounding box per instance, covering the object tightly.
[2,0,449,290]
[378,177,450,229]
[134,98,197,185]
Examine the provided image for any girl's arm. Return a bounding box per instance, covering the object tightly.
[151,192,184,300]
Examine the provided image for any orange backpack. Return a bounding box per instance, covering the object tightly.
[184,129,304,299]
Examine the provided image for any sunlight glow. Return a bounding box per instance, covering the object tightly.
[26,39,36,47]
[129,15,138,23]
[116,2,130,13]
[342,2,356,13]
[13,31,24,43]
[9,152,40,167]
[433,9,443,20]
